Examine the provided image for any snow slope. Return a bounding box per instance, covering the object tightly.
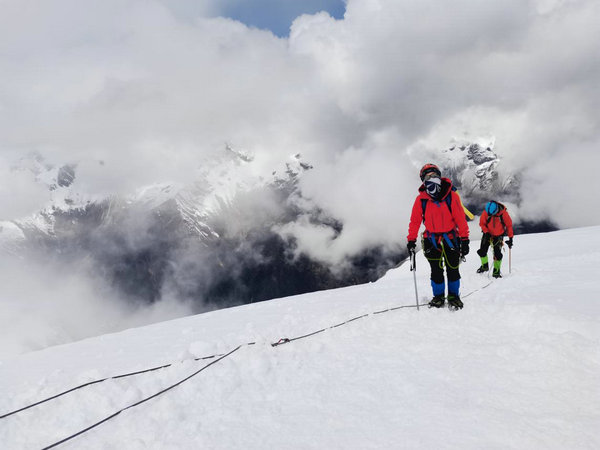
[1,227,599,449]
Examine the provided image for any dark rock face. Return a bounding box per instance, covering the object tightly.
[467,145,496,165]
[57,165,76,187]
[513,220,558,234]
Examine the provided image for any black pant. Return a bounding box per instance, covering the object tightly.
[422,236,461,284]
[477,234,504,261]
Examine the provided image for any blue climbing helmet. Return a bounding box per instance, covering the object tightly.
[485,201,499,215]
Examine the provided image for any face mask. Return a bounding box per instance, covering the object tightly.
[425,177,441,196]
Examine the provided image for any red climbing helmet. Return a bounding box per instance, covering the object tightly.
[419,163,441,181]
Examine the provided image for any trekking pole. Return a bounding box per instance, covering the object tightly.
[410,250,419,310]
[509,246,512,274]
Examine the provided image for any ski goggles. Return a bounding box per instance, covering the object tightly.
[422,171,441,182]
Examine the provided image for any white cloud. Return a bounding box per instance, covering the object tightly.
[0,162,50,220]
[0,255,194,357]
[1,0,599,255]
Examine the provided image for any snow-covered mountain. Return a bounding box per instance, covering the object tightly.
[1,226,598,449]
[2,148,398,309]
[440,143,519,205]
[7,147,293,243]
[410,139,520,211]
[409,139,558,234]
[1,143,549,310]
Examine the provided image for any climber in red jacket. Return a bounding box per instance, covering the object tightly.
[407,164,470,309]
[476,200,514,278]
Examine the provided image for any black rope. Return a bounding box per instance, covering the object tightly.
[38,277,497,448]
[41,344,248,450]
[271,305,431,347]
[373,303,426,314]
[462,280,494,298]
[0,352,225,420]
[3,279,496,428]
[271,280,496,347]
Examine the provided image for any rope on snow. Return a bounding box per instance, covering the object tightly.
[2,281,495,421]
[0,352,225,420]
[40,344,250,450]
[3,280,496,449]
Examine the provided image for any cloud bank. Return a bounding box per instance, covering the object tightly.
[2,0,597,227]
[0,255,195,358]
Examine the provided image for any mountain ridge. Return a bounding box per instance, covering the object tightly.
[2,144,554,309]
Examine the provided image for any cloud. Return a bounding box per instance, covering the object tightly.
[281,128,416,265]
[0,254,194,358]
[291,0,599,228]
[1,0,599,265]
[0,159,51,220]
[1,0,330,190]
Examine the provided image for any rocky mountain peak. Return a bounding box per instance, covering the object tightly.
[414,140,520,212]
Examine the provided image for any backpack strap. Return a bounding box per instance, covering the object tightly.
[486,210,507,234]
[421,191,453,223]
[420,198,428,223]
[445,192,453,212]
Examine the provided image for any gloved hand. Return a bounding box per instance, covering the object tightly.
[506,237,513,248]
[407,240,416,254]
[460,238,470,256]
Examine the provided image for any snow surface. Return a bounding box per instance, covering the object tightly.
[0,227,599,449]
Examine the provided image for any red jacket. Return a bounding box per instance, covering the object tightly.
[407,178,469,241]
[479,203,514,237]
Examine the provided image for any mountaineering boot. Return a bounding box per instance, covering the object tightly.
[477,263,489,273]
[492,259,502,278]
[447,294,463,310]
[428,295,446,308]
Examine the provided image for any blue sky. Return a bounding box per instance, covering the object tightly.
[215,0,346,37]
